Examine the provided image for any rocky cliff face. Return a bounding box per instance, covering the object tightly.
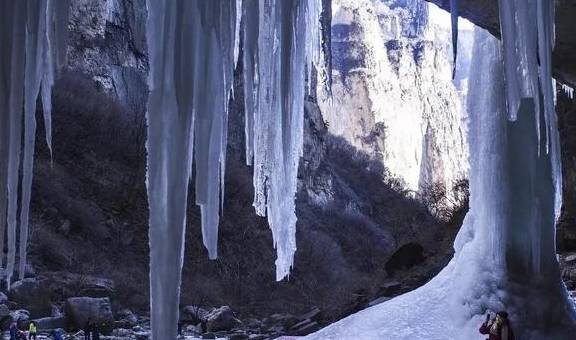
[319,0,469,198]
[66,0,147,111]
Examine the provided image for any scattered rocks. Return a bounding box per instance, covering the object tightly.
[116,308,138,325]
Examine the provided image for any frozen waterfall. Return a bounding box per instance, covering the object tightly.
[305,3,576,339]
[0,0,69,286]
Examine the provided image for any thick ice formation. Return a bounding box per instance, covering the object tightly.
[145,1,239,338]
[242,0,324,279]
[0,0,69,285]
[306,4,576,340]
[146,0,324,338]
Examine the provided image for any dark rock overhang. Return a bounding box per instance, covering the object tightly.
[424,0,576,87]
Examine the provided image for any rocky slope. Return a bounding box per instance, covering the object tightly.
[318,0,469,201]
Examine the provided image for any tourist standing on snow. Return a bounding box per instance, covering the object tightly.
[9,321,18,340]
[27,321,37,340]
[479,311,515,340]
[83,319,92,340]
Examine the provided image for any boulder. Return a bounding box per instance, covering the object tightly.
[10,309,30,322]
[205,306,241,332]
[0,292,8,304]
[565,254,576,264]
[64,297,113,333]
[0,304,9,318]
[45,272,115,298]
[8,278,52,316]
[180,305,209,324]
[31,316,66,330]
[116,308,138,325]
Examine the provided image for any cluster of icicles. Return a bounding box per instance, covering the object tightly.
[145,0,329,338]
[0,0,69,287]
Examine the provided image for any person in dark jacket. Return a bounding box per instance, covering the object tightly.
[479,311,515,340]
[51,328,64,340]
[83,319,92,340]
[91,322,100,340]
[9,321,18,340]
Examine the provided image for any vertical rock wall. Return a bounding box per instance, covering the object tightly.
[319,0,469,197]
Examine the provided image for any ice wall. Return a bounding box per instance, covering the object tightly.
[0,0,69,286]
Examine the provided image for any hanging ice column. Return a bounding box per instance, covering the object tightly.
[242,0,324,280]
[146,1,238,339]
[0,0,69,286]
[305,2,576,339]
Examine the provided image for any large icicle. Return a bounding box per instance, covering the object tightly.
[242,0,259,166]
[497,0,540,121]
[3,1,26,286]
[242,0,324,280]
[145,1,239,339]
[450,0,458,79]
[0,0,68,285]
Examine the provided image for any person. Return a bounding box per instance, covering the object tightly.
[28,321,37,340]
[91,322,100,340]
[51,328,64,340]
[83,318,92,340]
[9,321,18,340]
[479,311,515,340]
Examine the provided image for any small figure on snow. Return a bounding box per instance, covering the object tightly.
[83,318,92,340]
[479,311,515,340]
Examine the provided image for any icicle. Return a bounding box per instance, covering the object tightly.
[562,84,574,99]
[19,0,49,282]
[3,1,27,288]
[320,0,333,94]
[146,1,194,338]
[146,1,240,338]
[249,0,323,280]
[498,0,540,122]
[0,0,68,285]
[450,0,458,79]
[536,0,562,222]
[242,0,259,166]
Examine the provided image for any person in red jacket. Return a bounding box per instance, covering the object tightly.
[479,311,515,340]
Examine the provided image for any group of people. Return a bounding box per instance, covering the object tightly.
[9,321,62,340]
[82,319,101,340]
[9,321,38,340]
